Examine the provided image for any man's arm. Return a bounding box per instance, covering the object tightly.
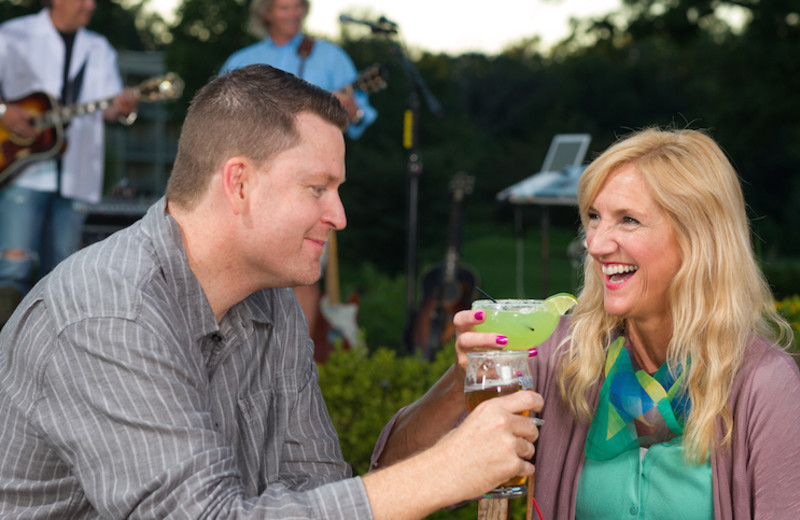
[364,390,540,520]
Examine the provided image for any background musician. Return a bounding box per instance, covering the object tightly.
[0,0,138,327]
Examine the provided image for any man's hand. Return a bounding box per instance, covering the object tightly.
[0,102,37,140]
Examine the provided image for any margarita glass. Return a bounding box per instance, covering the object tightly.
[471,294,576,350]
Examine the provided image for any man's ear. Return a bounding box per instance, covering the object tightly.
[220,156,252,215]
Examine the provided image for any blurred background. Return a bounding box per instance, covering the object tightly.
[3,0,798,352]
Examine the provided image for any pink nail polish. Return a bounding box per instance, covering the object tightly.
[475,311,484,321]
[496,335,508,346]
[528,348,538,358]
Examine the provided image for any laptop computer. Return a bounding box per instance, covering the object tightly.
[497,133,592,201]
[540,133,592,174]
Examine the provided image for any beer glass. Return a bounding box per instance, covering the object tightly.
[464,349,535,499]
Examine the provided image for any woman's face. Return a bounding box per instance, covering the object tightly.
[265,0,307,42]
[585,164,682,327]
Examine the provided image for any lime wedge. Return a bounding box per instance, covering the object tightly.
[544,293,578,315]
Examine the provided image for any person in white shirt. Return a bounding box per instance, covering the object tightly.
[0,0,137,326]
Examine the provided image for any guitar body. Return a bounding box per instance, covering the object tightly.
[0,92,64,188]
[410,172,479,359]
[0,73,183,191]
[311,231,362,363]
[413,261,478,359]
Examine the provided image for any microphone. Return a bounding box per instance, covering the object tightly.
[339,14,398,34]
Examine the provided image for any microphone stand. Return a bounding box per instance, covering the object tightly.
[385,34,443,354]
[344,16,442,354]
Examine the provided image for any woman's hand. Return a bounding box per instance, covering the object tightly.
[452,308,508,382]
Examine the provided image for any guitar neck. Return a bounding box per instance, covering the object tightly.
[324,231,341,305]
[36,95,117,131]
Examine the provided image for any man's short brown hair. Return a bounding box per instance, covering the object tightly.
[165,65,348,209]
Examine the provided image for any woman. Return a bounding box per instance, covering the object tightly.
[372,128,800,518]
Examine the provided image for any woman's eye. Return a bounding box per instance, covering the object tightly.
[622,216,640,225]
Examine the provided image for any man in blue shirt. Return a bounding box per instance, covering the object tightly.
[221,0,377,140]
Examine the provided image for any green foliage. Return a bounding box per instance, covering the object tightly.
[165,0,255,114]
[763,261,800,301]
[317,342,455,476]
[776,295,800,352]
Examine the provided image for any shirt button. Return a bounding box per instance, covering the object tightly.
[629,506,639,515]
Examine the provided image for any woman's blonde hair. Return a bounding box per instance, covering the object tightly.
[560,127,793,463]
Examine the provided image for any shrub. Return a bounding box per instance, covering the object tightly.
[776,295,800,352]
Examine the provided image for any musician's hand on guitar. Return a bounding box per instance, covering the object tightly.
[453,309,506,379]
[106,87,139,123]
[0,103,37,139]
[332,90,362,125]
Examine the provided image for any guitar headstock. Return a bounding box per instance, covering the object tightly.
[136,73,185,102]
[450,171,475,202]
[353,64,388,94]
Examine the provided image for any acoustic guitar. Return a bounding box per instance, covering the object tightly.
[0,73,184,190]
[411,172,480,359]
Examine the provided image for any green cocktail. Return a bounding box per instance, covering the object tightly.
[472,294,577,350]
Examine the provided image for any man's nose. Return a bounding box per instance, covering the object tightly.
[325,194,347,231]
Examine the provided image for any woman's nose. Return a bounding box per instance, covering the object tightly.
[586,224,617,257]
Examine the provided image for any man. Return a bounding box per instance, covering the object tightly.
[221,0,379,345]
[0,65,540,519]
[221,0,376,139]
[0,0,138,325]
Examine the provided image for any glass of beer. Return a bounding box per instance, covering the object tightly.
[464,349,535,499]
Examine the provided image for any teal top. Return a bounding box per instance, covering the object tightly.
[576,336,713,519]
[577,437,712,519]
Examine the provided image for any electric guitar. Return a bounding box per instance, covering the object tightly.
[411,172,480,359]
[0,73,184,190]
[313,231,362,363]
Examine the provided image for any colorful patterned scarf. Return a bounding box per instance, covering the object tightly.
[585,336,691,460]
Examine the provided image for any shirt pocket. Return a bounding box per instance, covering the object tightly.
[237,371,300,495]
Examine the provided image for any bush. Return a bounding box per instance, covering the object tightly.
[776,295,800,352]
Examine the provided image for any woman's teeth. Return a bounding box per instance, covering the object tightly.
[602,264,639,275]
[602,264,639,283]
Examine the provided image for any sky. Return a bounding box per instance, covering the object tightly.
[152,0,623,55]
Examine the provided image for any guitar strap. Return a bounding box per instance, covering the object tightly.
[296,35,315,79]
[57,31,87,194]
